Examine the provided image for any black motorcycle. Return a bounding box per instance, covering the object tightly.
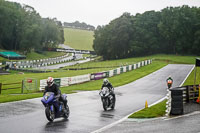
[99,87,116,111]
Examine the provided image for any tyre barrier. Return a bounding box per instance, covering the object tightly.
[166,85,200,116]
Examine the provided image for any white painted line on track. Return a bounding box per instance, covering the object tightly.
[179,65,195,87]
[164,111,200,121]
[91,97,166,133]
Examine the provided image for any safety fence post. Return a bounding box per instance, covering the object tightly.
[0,83,2,94]
[21,80,24,94]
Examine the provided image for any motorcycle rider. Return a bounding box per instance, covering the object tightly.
[166,76,173,89]
[43,77,67,109]
[101,78,115,99]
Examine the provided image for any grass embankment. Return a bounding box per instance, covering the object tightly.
[64,28,94,51]
[26,51,66,60]
[129,100,167,118]
[183,67,200,86]
[0,51,66,62]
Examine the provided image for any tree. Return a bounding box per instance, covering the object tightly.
[93,6,200,59]
[0,0,65,53]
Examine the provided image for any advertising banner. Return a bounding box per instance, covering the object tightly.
[109,70,114,77]
[61,77,69,87]
[91,73,106,80]
[40,79,46,91]
[69,74,90,85]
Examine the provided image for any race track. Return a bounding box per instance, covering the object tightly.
[0,64,194,133]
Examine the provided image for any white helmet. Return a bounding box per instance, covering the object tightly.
[103,78,109,85]
[47,77,54,87]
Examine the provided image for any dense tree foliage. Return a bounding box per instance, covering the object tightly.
[93,6,200,60]
[0,0,64,54]
[63,21,95,31]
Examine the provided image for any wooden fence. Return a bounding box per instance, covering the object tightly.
[0,81,23,94]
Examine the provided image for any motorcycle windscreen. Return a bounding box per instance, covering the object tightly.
[42,92,55,104]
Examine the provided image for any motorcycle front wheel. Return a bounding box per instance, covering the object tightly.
[45,106,55,122]
[102,98,108,111]
[63,104,70,119]
[111,96,116,109]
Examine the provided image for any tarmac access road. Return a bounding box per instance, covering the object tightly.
[0,64,194,133]
[35,44,90,70]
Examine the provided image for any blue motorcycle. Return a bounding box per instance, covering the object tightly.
[41,92,70,122]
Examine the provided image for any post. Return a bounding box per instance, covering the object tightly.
[21,80,24,94]
[194,67,197,91]
[0,83,2,94]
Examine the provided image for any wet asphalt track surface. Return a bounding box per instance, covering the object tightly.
[100,111,200,133]
[0,64,194,133]
[36,57,91,70]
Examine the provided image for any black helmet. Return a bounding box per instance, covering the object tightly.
[103,78,109,85]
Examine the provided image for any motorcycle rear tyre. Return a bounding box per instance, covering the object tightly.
[102,98,108,111]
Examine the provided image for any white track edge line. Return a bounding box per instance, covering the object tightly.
[179,65,195,87]
[91,97,166,133]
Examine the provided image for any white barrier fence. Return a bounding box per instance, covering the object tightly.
[6,53,79,69]
[165,89,172,116]
[68,74,91,85]
[39,59,152,90]
[40,74,91,90]
[61,77,69,87]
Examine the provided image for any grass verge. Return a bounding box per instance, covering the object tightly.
[128,99,167,118]
[64,28,94,50]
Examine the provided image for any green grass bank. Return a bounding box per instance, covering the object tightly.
[64,28,94,50]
